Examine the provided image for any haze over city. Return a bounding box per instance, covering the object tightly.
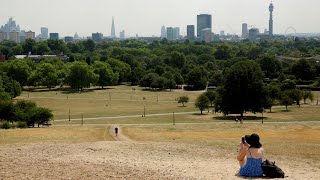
[1,0,320,37]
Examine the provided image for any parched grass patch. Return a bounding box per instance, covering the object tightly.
[0,126,113,145]
[122,122,320,163]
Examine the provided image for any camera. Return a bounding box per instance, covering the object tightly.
[242,137,246,143]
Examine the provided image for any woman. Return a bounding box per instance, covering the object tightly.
[237,133,264,177]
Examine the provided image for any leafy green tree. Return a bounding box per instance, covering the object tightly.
[93,61,118,89]
[65,61,99,91]
[0,77,11,101]
[22,39,36,54]
[278,73,286,82]
[259,54,282,78]
[265,84,281,112]
[151,76,166,89]
[186,66,208,90]
[195,94,210,114]
[13,100,37,123]
[215,61,266,117]
[177,96,189,107]
[280,91,294,110]
[139,73,159,88]
[33,42,50,55]
[30,107,53,127]
[0,101,15,122]
[2,59,32,86]
[82,39,96,52]
[1,74,21,99]
[32,63,59,89]
[107,58,131,83]
[165,51,186,68]
[287,89,303,107]
[302,90,314,104]
[214,44,232,60]
[204,90,217,107]
[291,59,314,80]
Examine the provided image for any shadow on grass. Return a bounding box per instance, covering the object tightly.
[23,86,115,93]
[213,115,269,121]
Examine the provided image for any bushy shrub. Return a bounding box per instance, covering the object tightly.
[1,121,11,129]
[16,121,28,128]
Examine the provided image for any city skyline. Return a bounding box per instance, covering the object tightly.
[1,0,320,37]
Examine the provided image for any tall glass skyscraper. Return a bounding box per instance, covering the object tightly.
[197,14,212,38]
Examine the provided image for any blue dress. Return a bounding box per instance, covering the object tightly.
[239,157,263,177]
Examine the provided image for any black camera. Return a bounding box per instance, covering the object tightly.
[242,137,246,143]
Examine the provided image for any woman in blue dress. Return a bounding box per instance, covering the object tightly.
[237,133,264,177]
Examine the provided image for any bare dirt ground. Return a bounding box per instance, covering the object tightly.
[0,127,319,180]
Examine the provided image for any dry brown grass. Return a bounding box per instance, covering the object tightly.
[122,122,320,165]
[0,126,113,144]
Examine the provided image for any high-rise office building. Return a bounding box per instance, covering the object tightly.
[25,31,35,40]
[0,31,7,42]
[9,31,19,43]
[197,14,212,37]
[49,33,59,40]
[249,28,259,41]
[166,27,174,40]
[120,30,125,40]
[173,27,180,39]
[187,25,195,40]
[111,17,116,38]
[0,18,20,33]
[161,26,166,38]
[92,32,103,43]
[242,23,248,38]
[41,27,49,39]
[269,2,274,37]
[64,36,74,42]
[200,28,212,43]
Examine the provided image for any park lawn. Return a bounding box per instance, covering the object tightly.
[0,126,113,145]
[122,122,320,164]
[16,86,201,120]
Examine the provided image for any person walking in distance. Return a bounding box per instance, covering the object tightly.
[115,127,118,136]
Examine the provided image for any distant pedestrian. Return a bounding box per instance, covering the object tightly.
[115,127,118,136]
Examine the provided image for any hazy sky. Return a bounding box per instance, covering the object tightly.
[1,0,319,37]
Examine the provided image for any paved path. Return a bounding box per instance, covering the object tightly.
[108,124,133,141]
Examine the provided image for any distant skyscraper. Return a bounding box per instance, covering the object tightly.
[249,28,259,41]
[41,27,48,39]
[0,32,7,42]
[9,31,19,43]
[166,27,174,40]
[120,30,125,40]
[242,23,248,38]
[111,17,116,38]
[25,31,35,40]
[220,31,225,37]
[49,33,59,40]
[161,26,167,38]
[269,2,274,37]
[197,14,212,37]
[173,27,180,39]
[92,32,103,43]
[64,36,74,42]
[187,25,195,40]
[200,28,212,43]
[0,18,20,33]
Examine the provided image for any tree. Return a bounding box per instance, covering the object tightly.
[22,39,36,54]
[214,44,232,60]
[107,58,131,83]
[302,90,314,104]
[177,96,189,107]
[65,61,99,91]
[204,90,217,107]
[259,54,282,78]
[32,63,59,89]
[33,42,50,55]
[82,39,96,52]
[139,73,159,88]
[93,61,118,89]
[287,89,303,107]
[186,66,208,90]
[30,107,53,127]
[291,59,314,80]
[0,101,15,122]
[1,74,21,99]
[215,61,266,117]
[280,91,294,111]
[265,84,281,112]
[195,94,210,114]
[3,59,32,86]
[0,77,11,101]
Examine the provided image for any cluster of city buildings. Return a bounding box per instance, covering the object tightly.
[0,2,305,44]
